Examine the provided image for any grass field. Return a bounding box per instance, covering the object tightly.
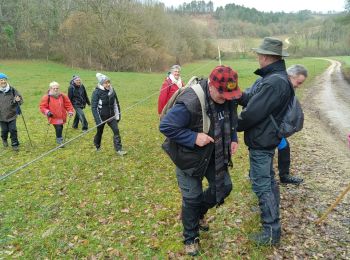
[0,57,329,258]
[333,56,350,82]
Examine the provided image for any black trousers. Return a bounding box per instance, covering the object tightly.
[176,156,232,244]
[94,118,122,151]
[72,107,88,130]
[1,119,19,147]
[278,139,290,177]
[53,124,63,138]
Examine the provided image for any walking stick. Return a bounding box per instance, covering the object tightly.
[315,183,350,225]
[43,123,50,145]
[64,115,72,142]
[18,106,33,147]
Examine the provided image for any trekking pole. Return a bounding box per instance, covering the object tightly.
[18,106,33,147]
[43,123,50,145]
[64,115,72,142]
[315,183,350,225]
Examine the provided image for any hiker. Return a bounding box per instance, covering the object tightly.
[157,64,184,115]
[277,64,308,185]
[160,65,242,256]
[39,81,74,146]
[68,75,90,132]
[237,37,293,246]
[0,73,23,151]
[91,73,127,156]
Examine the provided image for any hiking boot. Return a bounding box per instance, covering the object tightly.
[280,175,303,185]
[56,138,64,148]
[2,140,8,147]
[199,217,209,231]
[185,239,200,256]
[12,146,19,152]
[250,229,280,246]
[116,150,127,156]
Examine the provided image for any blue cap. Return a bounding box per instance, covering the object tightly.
[0,73,8,79]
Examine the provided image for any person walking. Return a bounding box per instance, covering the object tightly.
[91,73,127,156]
[68,75,90,132]
[277,65,308,185]
[160,65,242,256]
[157,64,184,115]
[0,73,23,151]
[237,37,293,246]
[39,81,74,146]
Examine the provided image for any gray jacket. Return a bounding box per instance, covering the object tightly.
[0,85,23,122]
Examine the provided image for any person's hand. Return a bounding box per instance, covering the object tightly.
[47,111,53,117]
[195,133,214,147]
[68,112,74,117]
[230,141,239,155]
[14,96,21,102]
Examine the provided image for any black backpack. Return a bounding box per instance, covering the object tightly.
[269,76,304,138]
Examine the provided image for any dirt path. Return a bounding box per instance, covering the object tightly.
[271,59,350,259]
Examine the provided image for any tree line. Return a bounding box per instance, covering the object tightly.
[0,0,349,72]
[0,0,217,72]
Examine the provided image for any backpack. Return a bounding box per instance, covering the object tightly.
[160,76,210,133]
[269,78,304,138]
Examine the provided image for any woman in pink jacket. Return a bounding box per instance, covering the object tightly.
[39,81,74,145]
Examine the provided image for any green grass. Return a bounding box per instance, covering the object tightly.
[332,56,350,82]
[0,57,329,258]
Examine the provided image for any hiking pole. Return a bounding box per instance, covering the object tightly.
[64,115,72,142]
[43,123,50,145]
[315,183,350,225]
[18,106,33,147]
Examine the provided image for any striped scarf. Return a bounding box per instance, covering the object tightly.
[208,97,231,204]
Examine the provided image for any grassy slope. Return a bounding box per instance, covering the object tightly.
[0,58,329,258]
[332,56,350,82]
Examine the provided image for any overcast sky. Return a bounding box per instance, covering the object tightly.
[160,0,346,13]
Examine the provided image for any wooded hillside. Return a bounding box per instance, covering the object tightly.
[0,0,349,71]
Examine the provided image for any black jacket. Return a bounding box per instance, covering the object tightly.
[91,85,121,125]
[68,81,90,108]
[237,60,292,149]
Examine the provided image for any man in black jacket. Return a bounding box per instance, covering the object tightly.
[160,66,241,256]
[237,37,293,246]
[277,65,308,185]
[68,75,90,131]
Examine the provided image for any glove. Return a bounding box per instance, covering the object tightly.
[278,138,287,150]
[47,111,53,117]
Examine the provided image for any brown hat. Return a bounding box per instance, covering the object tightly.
[209,65,242,100]
[252,37,289,57]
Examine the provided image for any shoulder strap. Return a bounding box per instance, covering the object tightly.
[11,87,16,97]
[191,83,210,134]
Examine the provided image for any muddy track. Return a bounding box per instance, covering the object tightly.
[270,59,350,259]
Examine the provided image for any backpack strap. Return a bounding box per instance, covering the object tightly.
[191,83,210,134]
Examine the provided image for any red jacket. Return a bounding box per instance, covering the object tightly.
[39,93,74,125]
[157,77,184,114]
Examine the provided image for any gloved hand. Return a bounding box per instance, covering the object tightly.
[278,137,287,150]
[47,111,53,117]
